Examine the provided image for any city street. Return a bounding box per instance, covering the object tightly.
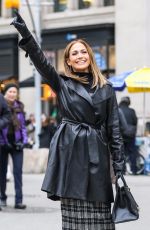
[0,173,149,230]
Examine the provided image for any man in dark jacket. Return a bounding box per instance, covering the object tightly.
[0,93,11,210]
[119,96,138,174]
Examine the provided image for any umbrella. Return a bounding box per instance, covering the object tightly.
[109,70,133,91]
[125,67,150,92]
[125,67,150,134]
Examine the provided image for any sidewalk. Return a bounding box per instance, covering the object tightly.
[0,174,150,230]
[0,174,61,230]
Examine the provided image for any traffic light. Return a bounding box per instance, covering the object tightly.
[5,0,20,9]
[41,84,56,100]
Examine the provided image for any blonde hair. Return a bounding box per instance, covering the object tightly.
[63,39,107,87]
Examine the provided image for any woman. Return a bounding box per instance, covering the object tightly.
[0,83,28,209]
[11,12,124,229]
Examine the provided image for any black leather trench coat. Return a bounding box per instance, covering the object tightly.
[19,37,124,203]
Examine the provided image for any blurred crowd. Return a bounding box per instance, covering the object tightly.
[26,113,58,149]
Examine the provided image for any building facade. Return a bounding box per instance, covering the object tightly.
[0,0,150,134]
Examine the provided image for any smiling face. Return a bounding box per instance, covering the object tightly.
[4,87,18,103]
[67,42,90,73]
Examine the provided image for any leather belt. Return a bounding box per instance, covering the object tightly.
[62,118,102,130]
[61,118,105,165]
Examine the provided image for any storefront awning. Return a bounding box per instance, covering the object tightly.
[19,76,46,88]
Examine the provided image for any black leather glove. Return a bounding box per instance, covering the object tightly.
[10,11,31,39]
[14,142,24,151]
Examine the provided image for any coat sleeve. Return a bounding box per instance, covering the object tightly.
[118,108,128,135]
[0,94,11,130]
[131,108,138,126]
[18,36,61,93]
[106,88,125,174]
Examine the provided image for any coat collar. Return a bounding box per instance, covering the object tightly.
[61,76,112,105]
[65,78,95,106]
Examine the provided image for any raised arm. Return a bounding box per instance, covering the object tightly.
[10,12,61,93]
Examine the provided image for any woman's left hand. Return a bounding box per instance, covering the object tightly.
[10,11,31,39]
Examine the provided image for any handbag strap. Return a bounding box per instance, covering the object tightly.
[120,174,128,187]
[116,174,128,189]
[115,174,139,209]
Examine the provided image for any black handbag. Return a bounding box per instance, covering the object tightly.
[112,174,139,224]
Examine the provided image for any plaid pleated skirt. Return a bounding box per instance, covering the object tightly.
[61,198,115,230]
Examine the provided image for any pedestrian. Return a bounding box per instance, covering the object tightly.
[48,116,57,143]
[39,113,51,148]
[0,83,28,209]
[0,93,11,211]
[119,96,138,175]
[39,114,57,148]
[11,12,124,229]
[26,113,36,148]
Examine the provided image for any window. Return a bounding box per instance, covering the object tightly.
[54,0,67,12]
[79,0,92,9]
[92,44,115,75]
[43,49,64,82]
[104,0,115,6]
[93,46,107,71]
[109,45,115,70]
[0,49,14,76]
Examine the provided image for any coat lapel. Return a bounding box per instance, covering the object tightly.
[65,79,94,106]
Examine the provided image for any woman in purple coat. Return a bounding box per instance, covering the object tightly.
[0,83,28,209]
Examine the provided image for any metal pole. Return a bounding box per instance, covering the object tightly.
[24,1,54,148]
[32,0,41,148]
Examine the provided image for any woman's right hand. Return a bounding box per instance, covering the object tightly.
[10,11,31,39]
